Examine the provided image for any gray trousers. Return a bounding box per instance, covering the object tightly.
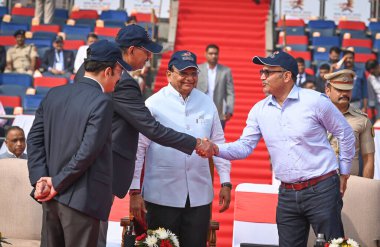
[35,0,55,24]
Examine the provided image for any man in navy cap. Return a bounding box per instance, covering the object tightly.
[5,29,38,75]
[75,24,214,247]
[207,51,355,245]
[27,40,127,247]
[129,50,231,247]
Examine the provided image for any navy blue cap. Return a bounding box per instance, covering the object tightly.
[14,29,26,37]
[168,50,199,71]
[252,50,298,77]
[115,24,162,54]
[54,35,64,43]
[85,40,132,71]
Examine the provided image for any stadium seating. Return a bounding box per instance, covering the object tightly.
[63,39,85,50]
[277,34,308,51]
[94,26,120,39]
[100,10,128,22]
[22,94,44,114]
[342,38,373,53]
[0,22,29,35]
[308,20,335,37]
[31,31,56,40]
[0,35,16,46]
[0,95,22,113]
[338,20,366,31]
[62,24,92,40]
[11,6,34,17]
[0,6,8,18]
[0,85,27,97]
[0,74,33,88]
[311,36,340,50]
[31,24,61,33]
[10,15,33,25]
[368,21,380,38]
[70,9,98,20]
[34,76,68,88]
[286,50,312,68]
[25,38,52,48]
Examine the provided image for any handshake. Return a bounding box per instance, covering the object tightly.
[195,138,219,158]
[34,177,57,202]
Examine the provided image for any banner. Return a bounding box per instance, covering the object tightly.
[124,0,170,19]
[74,0,120,12]
[275,0,321,23]
[324,0,371,24]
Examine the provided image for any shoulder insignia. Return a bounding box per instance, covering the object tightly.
[352,107,367,117]
[372,126,375,137]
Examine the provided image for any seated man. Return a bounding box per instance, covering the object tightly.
[40,35,74,78]
[73,33,98,73]
[4,30,38,75]
[0,126,27,159]
[129,51,231,247]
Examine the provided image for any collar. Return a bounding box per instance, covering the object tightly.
[6,150,18,158]
[167,82,193,101]
[83,76,104,92]
[268,84,299,105]
[207,63,218,71]
[343,104,356,116]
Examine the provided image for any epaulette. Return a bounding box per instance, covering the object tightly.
[352,107,368,117]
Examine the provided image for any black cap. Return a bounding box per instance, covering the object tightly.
[252,50,298,78]
[115,24,162,54]
[54,35,64,43]
[168,50,199,71]
[14,29,26,37]
[85,40,132,71]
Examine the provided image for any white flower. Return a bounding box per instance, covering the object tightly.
[166,230,179,247]
[331,238,344,244]
[154,227,168,239]
[329,244,340,247]
[144,235,158,247]
[347,238,360,247]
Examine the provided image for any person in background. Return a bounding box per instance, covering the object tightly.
[315,63,330,90]
[197,44,235,129]
[325,69,375,179]
[35,0,55,24]
[5,29,38,75]
[0,126,27,159]
[41,35,74,78]
[365,59,380,121]
[301,79,317,91]
[0,45,6,73]
[295,57,316,88]
[206,51,355,246]
[74,33,99,73]
[341,50,368,113]
[129,50,231,247]
[329,47,341,65]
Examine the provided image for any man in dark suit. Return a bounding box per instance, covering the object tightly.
[295,57,318,90]
[40,35,74,78]
[27,40,129,247]
[74,25,214,247]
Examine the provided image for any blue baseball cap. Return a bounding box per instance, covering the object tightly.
[252,50,298,77]
[115,24,162,54]
[168,50,199,71]
[85,40,132,71]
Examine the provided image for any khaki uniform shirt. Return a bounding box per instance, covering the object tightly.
[329,105,375,175]
[5,44,38,74]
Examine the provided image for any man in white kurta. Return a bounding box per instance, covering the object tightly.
[129,50,231,247]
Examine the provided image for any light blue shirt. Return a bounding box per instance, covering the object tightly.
[217,86,355,183]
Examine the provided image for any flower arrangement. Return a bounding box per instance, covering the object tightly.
[135,228,179,247]
[325,238,360,247]
[0,232,11,246]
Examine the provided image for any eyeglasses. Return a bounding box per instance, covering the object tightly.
[134,46,151,56]
[171,69,199,78]
[259,69,287,78]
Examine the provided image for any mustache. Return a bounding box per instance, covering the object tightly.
[339,96,350,101]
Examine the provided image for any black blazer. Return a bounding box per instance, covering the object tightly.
[41,48,75,73]
[75,65,197,198]
[27,77,114,221]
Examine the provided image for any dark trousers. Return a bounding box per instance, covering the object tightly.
[276,174,344,247]
[145,197,211,247]
[41,200,100,247]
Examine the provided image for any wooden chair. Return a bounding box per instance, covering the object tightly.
[120,158,220,246]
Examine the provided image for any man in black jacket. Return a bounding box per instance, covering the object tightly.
[74,25,213,247]
[27,40,129,247]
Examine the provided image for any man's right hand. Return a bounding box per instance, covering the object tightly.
[195,138,215,158]
[34,179,50,199]
[130,194,147,222]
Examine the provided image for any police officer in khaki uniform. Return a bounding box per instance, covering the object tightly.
[325,69,375,178]
[5,30,38,75]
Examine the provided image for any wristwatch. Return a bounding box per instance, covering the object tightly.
[129,189,141,196]
[221,182,232,189]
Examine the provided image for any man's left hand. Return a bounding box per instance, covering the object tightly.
[224,113,233,121]
[340,174,350,197]
[219,186,231,213]
[36,177,58,202]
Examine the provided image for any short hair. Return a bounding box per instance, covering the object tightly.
[365,59,379,72]
[5,126,24,139]
[206,44,219,52]
[343,49,355,57]
[295,57,305,64]
[329,46,341,54]
[301,80,316,88]
[319,63,330,71]
[87,33,98,40]
[84,60,117,73]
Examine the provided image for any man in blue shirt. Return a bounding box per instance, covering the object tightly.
[205,51,355,246]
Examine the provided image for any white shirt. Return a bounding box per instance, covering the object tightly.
[74,45,89,73]
[368,74,380,103]
[131,83,231,207]
[296,72,306,86]
[207,64,217,100]
[53,50,64,71]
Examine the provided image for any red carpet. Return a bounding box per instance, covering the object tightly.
[152,0,272,246]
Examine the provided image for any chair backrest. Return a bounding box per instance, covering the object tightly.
[312,36,340,49]
[25,38,53,48]
[22,94,45,114]
[0,73,33,87]
[34,76,68,88]
[355,53,377,63]
[94,26,121,37]
[0,84,27,96]
[0,6,8,18]
[70,9,98,20]
[338,20,366,31]
[11,6,35,17]
[277,19,305,28]
[54,8,69,19]
[31,24,61,33]
[62,25,92,40]
[63,39,85,50]
[308,176,380,247]
[278,35,308,45]
[0,22,29,35]
[32,31,57,40]
[11,15,33,25]
[0,95,21,107]
[0,35,16,46]
[0,159,42,240]
[342,38,372,49]
[100,10,128,22]
[308,20,335,30]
